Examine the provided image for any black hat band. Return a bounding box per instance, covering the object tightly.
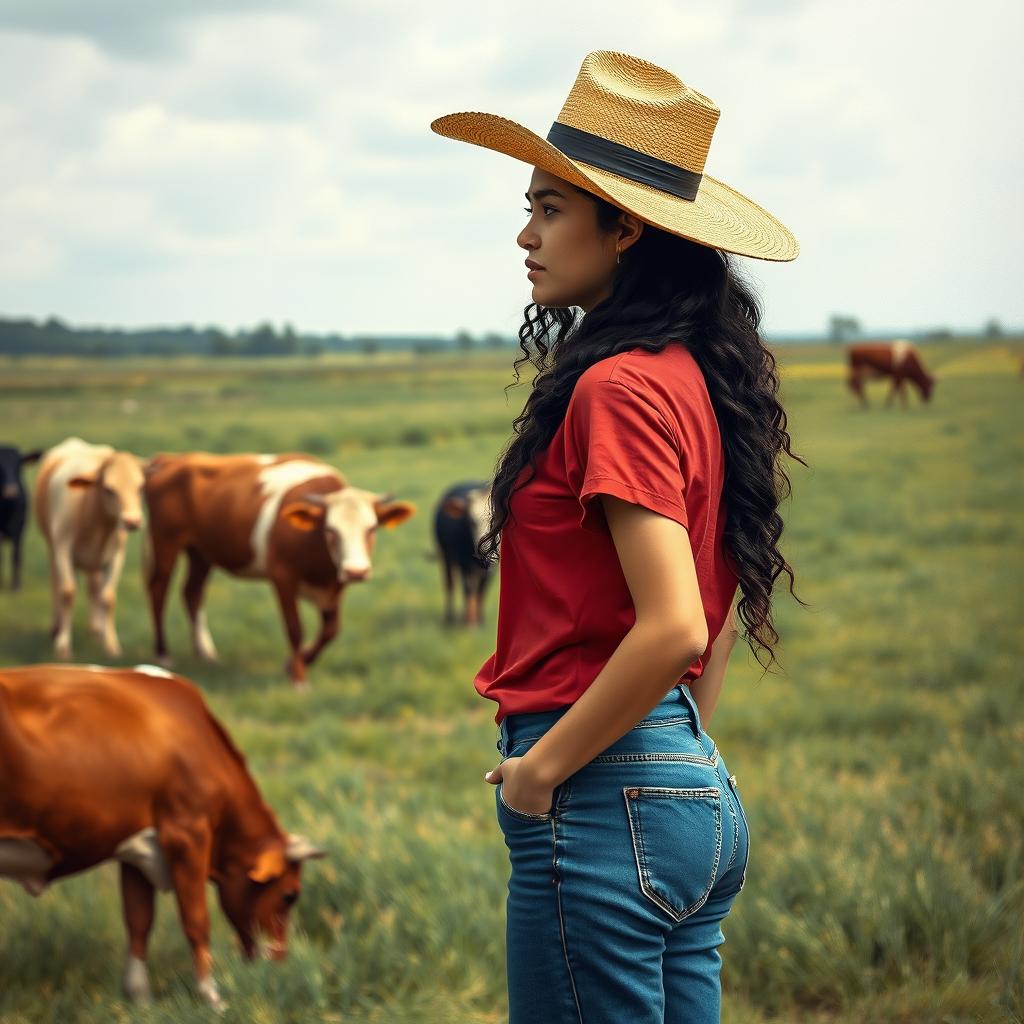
[546,121,702,202]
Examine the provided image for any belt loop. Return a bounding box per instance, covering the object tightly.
[677,683,703,739]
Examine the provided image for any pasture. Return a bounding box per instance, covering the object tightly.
[1,340,1022,1024]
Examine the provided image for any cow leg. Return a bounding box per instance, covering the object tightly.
[87,570,105,639]
[847,370,868,407]
[473,571,492,627]
[160,820,225,1012]
[463,569,478,627]
[147,538,181,667]
[182,547,218,662]
[272,579,307,687]
[51,540,77,660]
[11,536,22,591]
[301,597,341,667]
[120,863,156,1005]
[96,538,127,658]
[440,555,456,626]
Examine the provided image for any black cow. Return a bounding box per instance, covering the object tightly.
[434,480,494,627]
[0,446,42,590]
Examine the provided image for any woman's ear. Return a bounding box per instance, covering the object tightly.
[617,212,644,255]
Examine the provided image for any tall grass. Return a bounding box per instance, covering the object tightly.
[1,342,1021,1023]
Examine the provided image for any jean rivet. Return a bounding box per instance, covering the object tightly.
[626,788,640,799]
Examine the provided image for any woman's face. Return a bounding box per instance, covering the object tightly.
[517,168,637,312]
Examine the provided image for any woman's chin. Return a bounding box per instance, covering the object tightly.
[531,286,571,309]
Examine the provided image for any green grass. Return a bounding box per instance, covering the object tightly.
[1,341,1022,1023]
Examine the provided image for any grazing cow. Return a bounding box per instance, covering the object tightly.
[143,453,416,686]
[847,340,935,407]
[0,445,42,589]
[434,480,494,626]
[34,437,146,659]
[0,663,325,1009]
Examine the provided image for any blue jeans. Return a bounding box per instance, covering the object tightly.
[495,684,750,1024]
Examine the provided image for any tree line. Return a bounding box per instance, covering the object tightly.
[0,316,514,357]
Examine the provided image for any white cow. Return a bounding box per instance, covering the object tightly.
[34,437,146,659]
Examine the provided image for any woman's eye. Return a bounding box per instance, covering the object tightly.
[522,206,557,217]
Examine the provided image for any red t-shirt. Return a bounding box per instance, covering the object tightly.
[474,343,739,725]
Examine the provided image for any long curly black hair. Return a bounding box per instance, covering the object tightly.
[477,187,805,671]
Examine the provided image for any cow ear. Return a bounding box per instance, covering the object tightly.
[67,475,96,489]
[20,450,43,466]
[248,845,287,883]
[375,499,416,529]
[282,502,324,531]
[442,497,468,518]
[286,833,327,862]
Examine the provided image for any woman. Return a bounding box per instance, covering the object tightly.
[431,51,802,1024]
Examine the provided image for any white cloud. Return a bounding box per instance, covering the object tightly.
[0,0,1021,335]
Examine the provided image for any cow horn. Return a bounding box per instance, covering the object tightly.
[286,833,327,861]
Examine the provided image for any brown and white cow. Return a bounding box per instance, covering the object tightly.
[34,437,146,660]
[847,340,935,407]
[143,453,415,686]
[0,663,325,1009]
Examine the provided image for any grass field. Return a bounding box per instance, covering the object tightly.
[1,341,1022,1023]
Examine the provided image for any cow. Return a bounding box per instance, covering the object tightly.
[142,453,416,686]
[847,340,935,407]
[0,663,325,1010]
[34,437,146,660]
[0,445,42,589]
[433,480,494,627]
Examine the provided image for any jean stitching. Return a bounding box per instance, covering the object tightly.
[723,783,740,873]
[728,775,751,893]
[624,787,723,922]
[631,716,693,729]
[498,784,552,822]
[591,751,718,766]
[553,815,584,1023]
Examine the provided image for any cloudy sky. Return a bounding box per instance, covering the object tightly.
[0,0,1020,338]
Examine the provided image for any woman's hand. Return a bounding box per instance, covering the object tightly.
[484,756,555,816]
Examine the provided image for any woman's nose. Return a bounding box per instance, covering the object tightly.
[517,225,538,251]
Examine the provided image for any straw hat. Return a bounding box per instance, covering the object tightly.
[431,50,798,263]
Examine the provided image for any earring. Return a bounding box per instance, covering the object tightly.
[616,248,621,265]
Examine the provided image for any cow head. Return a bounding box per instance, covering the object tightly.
[0,447,41,501]
[215,833,326,961]
[921,373,936,402]
[282,487,416,584]
[68,451,146,530]
[442,483,494,561]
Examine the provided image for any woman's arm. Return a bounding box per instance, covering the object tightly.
[688,603,739,729]
[508,493,708,797]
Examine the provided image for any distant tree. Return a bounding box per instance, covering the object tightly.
[983,318,1003,338]
[483,332,506,348]
[361,338,379,356]
[454,329,474,350]
[828,314,861,343]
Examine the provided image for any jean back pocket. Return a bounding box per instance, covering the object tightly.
[624,786,723,922]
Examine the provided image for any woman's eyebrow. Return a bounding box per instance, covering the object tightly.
[524,188,566,202]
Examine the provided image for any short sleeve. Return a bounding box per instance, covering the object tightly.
[563,374,689,533]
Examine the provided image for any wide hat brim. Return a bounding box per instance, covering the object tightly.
[431,111,799,263]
